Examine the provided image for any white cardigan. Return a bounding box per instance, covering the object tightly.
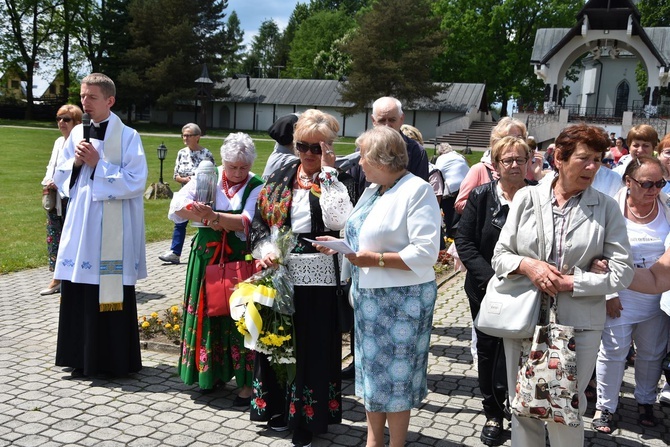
[344,173,441,288]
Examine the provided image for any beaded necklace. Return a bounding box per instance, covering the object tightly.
[222,172,245,199]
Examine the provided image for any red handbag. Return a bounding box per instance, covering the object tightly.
[204,225,258,317]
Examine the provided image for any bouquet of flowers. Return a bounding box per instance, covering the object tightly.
[230,226,297,382]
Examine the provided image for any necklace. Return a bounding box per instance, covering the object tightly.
[222,172,245,199]
[296,166,316,190]
[627,198,656,220]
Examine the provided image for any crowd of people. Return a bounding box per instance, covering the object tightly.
[42,72,670,447]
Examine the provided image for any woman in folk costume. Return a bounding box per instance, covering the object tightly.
[168,132,263,405]
[250,109,356,447]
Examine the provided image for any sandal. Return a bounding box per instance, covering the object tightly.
[592,409,613,434]
[638,403,657,427]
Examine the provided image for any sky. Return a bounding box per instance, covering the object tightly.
[227,0,302,48]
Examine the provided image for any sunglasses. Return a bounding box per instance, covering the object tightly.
[56,117,72,123]
[295,141,322,155]
[629,177,667,189]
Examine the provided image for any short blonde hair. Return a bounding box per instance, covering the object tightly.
[356,126,408,173]
[57,104,83,124]
[490,117,527,148]
[400,124,423,144]
[491,136,531,165]
[293,109,339,146]
[437,142,454,155]
[81,73,116,98]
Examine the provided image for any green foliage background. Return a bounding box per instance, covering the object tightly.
[0,123,358,274]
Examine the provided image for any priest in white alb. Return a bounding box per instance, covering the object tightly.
[53,73,147,379]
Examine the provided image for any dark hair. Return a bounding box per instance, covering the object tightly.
[554,123,609,170]
[623,154,664,184]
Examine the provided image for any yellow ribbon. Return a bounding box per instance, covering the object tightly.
[230,282,276,349]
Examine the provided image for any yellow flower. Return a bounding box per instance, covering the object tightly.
[171,306,179,315]
[173,325,180,331]
[164,323,172,329]
[150,312,159,319]
[141,321,150,328]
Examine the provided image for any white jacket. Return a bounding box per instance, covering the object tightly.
[344,173,441,288]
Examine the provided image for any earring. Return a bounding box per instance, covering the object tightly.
[626,187,631,195]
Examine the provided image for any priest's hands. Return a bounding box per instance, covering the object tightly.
[74,140,100,168]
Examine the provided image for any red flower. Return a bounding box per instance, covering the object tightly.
[255,398,266,409]
[289,402,296,415]
[304,405,314,418]
[328,400,339,411]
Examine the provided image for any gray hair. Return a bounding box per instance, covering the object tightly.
[220,132,257,166]
[372,96,404,117]
[356,126,408,173]
[181,123,201,136]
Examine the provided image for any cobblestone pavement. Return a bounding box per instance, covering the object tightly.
[1,239,669,446]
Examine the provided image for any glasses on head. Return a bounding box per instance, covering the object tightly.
[629,177,667,189]
[182,134,197,138]
[56,117,72,123]
[499,157,528,168]
[295,141,323,155]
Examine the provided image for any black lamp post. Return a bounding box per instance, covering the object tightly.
[195,64,214,135]
[157,143,167,183]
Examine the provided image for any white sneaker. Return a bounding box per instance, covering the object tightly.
[159,251,180,264]
[659,382,670,406]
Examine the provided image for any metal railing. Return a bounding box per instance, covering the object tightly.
[526,112,560,129]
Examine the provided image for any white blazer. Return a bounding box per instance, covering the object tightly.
[344,173,441,288]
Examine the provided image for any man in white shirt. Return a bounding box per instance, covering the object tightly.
[53,73,147,379]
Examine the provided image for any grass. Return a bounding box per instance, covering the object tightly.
[0,122,358,273]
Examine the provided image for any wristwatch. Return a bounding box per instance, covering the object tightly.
[378,252,385,267]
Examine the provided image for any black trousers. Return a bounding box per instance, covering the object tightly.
[465,281,508,420]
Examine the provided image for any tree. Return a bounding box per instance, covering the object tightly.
[220,10,245,76]
[286,9,355,79]
[313,31,353,80]
[433,0,580,115]
[338,0,445,114]
[2,0,62,117]
[274,2,310,77]
[117,0,228,123]
[244,19,280,78]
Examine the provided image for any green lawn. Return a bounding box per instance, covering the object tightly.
[0,123,358,273]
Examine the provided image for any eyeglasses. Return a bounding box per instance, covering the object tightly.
[56,117,72,123]
[182,134,197,138]
[629,177,667,189]
[295,141,323,155]
[660,150,670,158]
[499,157,528,168]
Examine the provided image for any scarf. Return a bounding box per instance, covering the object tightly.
[98,115,124,312]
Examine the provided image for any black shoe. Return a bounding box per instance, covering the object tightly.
[481,417,504,446]
[267,415,289,432]
[232,395,251,407]
[341,362,355,380]
[292,427,313,447]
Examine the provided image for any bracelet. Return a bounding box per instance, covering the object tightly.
[211,213,220,225]
[201,218,209,225]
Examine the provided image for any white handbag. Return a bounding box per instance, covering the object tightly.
[474,187,544,339]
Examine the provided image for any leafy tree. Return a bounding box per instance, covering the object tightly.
[2,0,62,117]
[308,0,370,15]
[220,10,245,76]
[313,31,352,80]
[338,0,445,114]
[274,2,310,77]
[244,19,280,78]
[434,0,579,115]
[117,0,228,123]
[286,9,355,79]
